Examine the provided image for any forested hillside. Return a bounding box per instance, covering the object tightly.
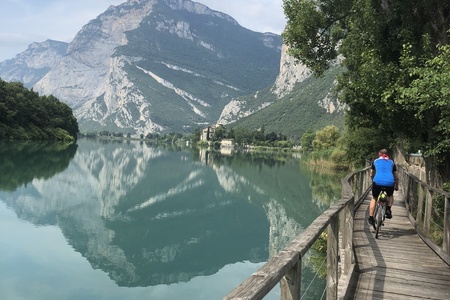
[230,66,344,141]
[0,78,79,141]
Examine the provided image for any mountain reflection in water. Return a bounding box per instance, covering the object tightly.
[0,139,342,299]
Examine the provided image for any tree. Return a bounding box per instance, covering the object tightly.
[282,0,352,74]
[312,125,340,151]
[300,129,315,150]
[282,0,450,180]
[192,128,201,143]
[232,127,251,146]
[386,43,450,178]
[211,125,225,141]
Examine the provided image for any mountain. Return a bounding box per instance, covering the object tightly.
[0,0,282,136]
[0,40,68,87]
[218,45,345,140]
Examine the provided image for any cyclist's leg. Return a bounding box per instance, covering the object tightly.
[369,184,381,225]
[386,186,394,206]
[371,184,381,216]
[385,186,395,218]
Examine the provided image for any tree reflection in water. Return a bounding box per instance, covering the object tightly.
[0,140,77,191]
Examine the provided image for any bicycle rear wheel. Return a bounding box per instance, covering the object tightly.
[375,204,383,239]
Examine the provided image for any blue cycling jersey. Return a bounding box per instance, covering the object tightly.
[372,157,396,186]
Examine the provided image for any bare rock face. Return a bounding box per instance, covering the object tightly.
[217,44,345,126]
[33,0,157,108]
[271,44,312,99]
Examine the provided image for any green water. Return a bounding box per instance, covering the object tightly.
[0,139,343,299]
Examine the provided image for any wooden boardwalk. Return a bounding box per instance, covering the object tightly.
[351,190,450,299]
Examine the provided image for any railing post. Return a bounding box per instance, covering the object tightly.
[353,175,359,200]
[359,172,364,198]
[365,168,371,191]
[343,199,354,275]
[327,216,339,300]
[403,175,415,214]
[280,259,301,300]
[424,189,433,235]
[444,196,450,256]
[417,183,425,226]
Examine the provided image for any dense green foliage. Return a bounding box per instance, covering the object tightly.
[283,0,450,179]
[312,125,340,151]
[0,78,79,141]
[301,125,351,170]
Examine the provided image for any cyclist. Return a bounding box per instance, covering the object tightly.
[368,149,399,226]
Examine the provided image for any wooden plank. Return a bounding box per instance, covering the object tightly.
[356,273,450,299]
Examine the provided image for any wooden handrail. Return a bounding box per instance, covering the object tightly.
[398,166,450,266]
[223,167,372,300]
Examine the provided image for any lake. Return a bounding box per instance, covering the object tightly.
[0,139,343,300]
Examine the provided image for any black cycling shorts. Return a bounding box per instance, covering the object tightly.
[372,183,394,199]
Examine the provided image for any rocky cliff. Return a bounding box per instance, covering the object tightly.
[217,44,344,137]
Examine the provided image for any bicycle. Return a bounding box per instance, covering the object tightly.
[373,190,388,239]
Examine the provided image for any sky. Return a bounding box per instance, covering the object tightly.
[0,0,286,62]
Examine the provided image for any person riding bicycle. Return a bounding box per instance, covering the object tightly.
[368,149,399,226]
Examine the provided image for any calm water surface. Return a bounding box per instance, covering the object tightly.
[0,139,343,300]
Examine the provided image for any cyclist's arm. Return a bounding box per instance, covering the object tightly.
[370,162,375,180]
[393,164,399,190]
[393,170,399,190]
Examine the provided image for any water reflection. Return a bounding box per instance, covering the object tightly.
[0,140,77,191]
[302,164,346,208]
[0,139,342,296]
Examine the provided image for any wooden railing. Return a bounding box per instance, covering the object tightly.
[223,167,372,300]
[398,166,450,266]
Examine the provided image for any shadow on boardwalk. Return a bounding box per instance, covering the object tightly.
[350,190,450,299]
